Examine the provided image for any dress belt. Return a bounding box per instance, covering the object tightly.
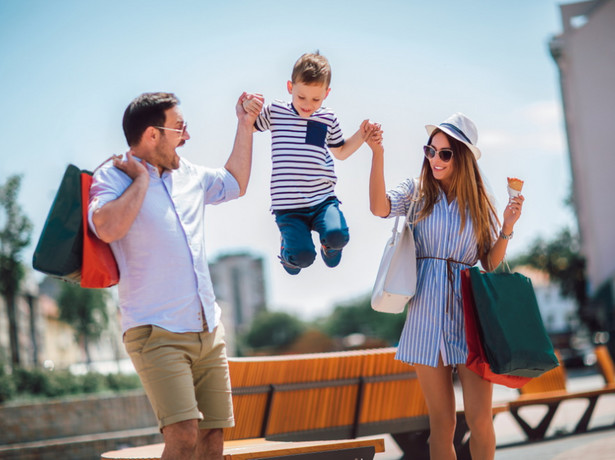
[416,256,472,315]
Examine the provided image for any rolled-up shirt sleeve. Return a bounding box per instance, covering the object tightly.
[201,166,240,205]
[87,165,132,238]
[386,177,416,218]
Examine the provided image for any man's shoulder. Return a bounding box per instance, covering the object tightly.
[93,159,129,183]
[177,157,230,181]
[176,156,207,176]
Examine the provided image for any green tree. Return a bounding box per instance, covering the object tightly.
[57,283,109,365]
[323,294,406,345]
[244,311,305,350]
[510,228,593,330]
[0,175,33,368]
[511,228,586,308]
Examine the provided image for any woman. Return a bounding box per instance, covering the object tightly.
[368,113,524,460]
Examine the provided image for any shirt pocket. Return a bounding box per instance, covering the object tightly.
[305,120,327,148]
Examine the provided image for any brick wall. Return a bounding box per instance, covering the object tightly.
[0,390,157,444]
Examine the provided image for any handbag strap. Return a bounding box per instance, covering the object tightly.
[389,178,420,242]
[92,155,117,174]
[403,178,420,229]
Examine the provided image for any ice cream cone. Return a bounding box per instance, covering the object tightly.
[507,177,524,198]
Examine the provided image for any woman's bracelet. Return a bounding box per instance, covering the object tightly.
[500,230,514,240]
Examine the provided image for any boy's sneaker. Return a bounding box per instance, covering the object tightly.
[278,255,301,275]
[320,245,342,268]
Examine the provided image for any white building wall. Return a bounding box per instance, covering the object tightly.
[209,253,267,354]
[551,0,615,293]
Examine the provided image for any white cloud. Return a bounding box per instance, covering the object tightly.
[522,100,563,126]
[481,100,566,156]
[480,130,515,150]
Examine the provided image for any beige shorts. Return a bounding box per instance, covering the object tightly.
[123,323,234,431]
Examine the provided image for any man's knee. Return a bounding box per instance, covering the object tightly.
[198,428,224,457]
[162,420,199,456]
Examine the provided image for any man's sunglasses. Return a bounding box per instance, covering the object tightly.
[423,145,454,163]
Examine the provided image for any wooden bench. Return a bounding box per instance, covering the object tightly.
[225,348,430,458]
[101,347,507,460]
[101,437,385,459]
[226,348,426,440]
[100,348,411,459]
[508,348,615,441]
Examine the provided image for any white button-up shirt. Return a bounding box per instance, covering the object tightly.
[88,157,239,333]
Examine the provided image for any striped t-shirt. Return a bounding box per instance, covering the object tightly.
[255,100,345,210]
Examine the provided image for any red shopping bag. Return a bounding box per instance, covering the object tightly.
[80,171,119,288]
[461,268,530,388]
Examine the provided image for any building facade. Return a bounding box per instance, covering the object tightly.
[549,0,615,341]
[209,252,267,355]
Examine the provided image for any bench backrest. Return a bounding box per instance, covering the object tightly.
[518,350,566,395]
[595,345,615,385]
[225,348,427,442]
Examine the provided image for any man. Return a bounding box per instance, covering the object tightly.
[89,91,263,459]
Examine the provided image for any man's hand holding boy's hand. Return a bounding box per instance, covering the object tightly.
[237,92,264,126]
[241,93,264,116]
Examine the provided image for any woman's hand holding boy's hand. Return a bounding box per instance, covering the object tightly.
[363,121,383,155]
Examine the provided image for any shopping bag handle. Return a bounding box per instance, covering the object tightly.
[92,155,117,174]
[389,178,420,241]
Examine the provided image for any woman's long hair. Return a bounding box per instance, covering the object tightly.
[417,130,500,255]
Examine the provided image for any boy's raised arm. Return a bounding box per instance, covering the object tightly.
[330,119,377,160]
[242,93,264,133]
[224,92,264,196]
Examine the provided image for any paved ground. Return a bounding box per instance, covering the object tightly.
[371,369,615,459]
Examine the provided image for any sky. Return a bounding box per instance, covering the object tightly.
[0,0,577,320]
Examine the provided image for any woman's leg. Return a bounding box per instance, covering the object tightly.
[415,359,457,460]
[457,364,496,460]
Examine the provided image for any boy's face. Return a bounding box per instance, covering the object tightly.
[287,80,330,118]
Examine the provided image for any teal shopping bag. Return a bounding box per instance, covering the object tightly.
[468,267,559,378]
[32,165,83,282]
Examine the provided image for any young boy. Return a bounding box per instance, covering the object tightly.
[245,52,380,274]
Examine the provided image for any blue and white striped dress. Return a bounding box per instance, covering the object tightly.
[387,178,481,368]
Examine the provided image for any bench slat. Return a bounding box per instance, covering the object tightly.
[101,437,385,460]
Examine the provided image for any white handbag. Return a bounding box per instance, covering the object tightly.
[371,189,418,313]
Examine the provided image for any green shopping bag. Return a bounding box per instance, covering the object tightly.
[32,160,119,287]
[468,266,559,378]
[32,165,83,282]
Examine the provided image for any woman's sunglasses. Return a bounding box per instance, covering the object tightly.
[423,145,454,163]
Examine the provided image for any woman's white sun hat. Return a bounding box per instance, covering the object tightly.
[425,112,481,160]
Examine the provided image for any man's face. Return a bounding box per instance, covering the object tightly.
[287,80,330,118]
[152,106,190,172]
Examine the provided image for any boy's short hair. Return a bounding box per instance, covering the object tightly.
[122,92,179,146]
[291,52,331,87]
